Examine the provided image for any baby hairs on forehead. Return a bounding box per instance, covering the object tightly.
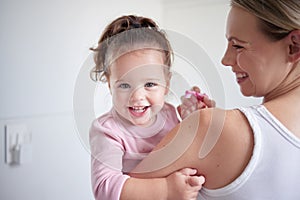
[90,15,173,82]
[231,0,300,41]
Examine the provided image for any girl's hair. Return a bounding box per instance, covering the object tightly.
[231,0,300,41]
[90,15,173,82]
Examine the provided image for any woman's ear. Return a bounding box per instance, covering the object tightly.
[288,30,300,62]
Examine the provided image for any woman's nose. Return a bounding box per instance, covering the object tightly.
[221,46,235,67]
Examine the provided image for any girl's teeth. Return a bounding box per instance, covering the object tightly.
[131,106,146,112]
[134,108,144,113]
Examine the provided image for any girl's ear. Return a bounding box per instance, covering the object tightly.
[288,30,300,62]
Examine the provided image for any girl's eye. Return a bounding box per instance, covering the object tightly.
[145,82,158,88]
[119,83,130,89]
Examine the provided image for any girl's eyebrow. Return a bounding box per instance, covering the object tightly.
[114,79,128,85]
[144,78,162,81]
[114,75,165,83]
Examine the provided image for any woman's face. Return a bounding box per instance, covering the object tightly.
[108,49,170,127]
[222,6,290,97]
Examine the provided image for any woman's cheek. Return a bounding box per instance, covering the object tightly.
[237,52,255,72]
[236,53,246,70]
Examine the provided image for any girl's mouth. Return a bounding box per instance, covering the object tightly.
[128,106,150,116]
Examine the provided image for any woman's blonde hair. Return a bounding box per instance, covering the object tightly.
[231,0,300,41]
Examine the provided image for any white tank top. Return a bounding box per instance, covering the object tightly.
[198,105,300,200]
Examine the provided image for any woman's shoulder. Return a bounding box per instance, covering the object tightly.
[198,107,251,136]
[130,107,254,187]
[194,107,254,189]
[197,107,254,156]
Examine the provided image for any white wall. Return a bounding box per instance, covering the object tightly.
[162,0,262,108]
[0,0,263,199]
[0,0,163,199]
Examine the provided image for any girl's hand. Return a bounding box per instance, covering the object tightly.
[166,168,205,200]
[178,86,216,119]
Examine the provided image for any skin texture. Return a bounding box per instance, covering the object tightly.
[222,6,291,98]
[109,50,169,127]
[223,6,300,135]
[131,108,254,189]
[130,5,300,190]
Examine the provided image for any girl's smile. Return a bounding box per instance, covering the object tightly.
[128,105,151,117]
[109,49,170,127]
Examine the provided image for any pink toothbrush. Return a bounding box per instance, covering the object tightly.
[185,90,207,102]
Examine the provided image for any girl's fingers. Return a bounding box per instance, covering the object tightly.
[188,176,205,186]
[202,96,216,108]
[191,86,201,93]
[178,168,198,176]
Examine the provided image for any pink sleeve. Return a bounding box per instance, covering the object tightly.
[90,119,130,200]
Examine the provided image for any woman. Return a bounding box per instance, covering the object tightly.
[131,0,300,199]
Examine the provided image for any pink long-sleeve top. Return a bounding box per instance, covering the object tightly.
[89,103,179,200]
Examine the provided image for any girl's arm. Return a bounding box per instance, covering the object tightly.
[121,168,204,200]
[90,118,204,200]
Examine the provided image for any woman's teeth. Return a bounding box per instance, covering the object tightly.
[236,73,248,79]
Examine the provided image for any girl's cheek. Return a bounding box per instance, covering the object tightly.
[112,91,130,105]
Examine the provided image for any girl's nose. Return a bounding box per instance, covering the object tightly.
[130,87,146,102]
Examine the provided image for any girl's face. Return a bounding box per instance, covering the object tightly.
[222,6,290,97]
[108,49,170,127]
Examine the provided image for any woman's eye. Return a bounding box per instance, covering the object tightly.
[119,83,130,89]
[145,82,157,88]
[232,44,244,49]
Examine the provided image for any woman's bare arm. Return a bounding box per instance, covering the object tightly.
[130,108,254,189]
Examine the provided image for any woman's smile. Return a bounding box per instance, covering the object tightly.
[235,72,249,84]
